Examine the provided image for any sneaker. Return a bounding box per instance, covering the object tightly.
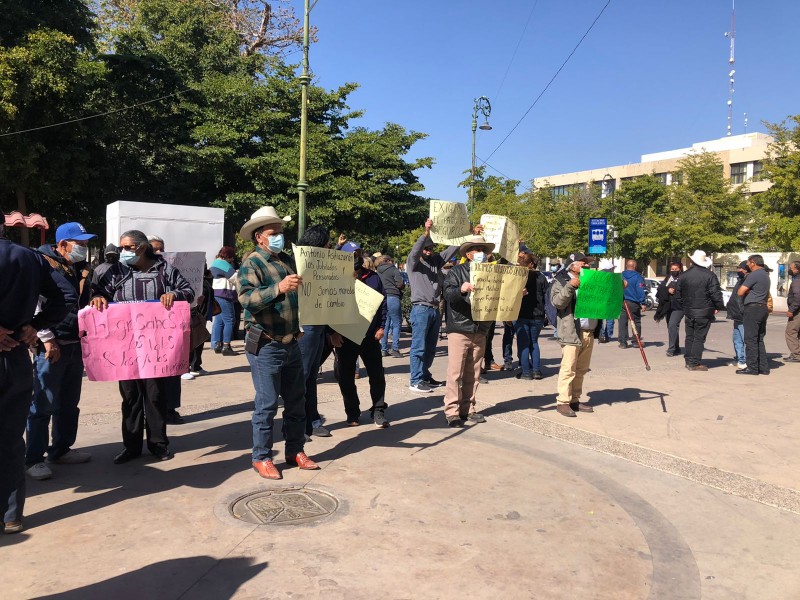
[312,425,332,437]
[479,377,489,384]
[189,371,200,377]
[532,371,544,380]
[447,417,464,428]
[618,341,628,349]
[221,344,236,356]
[520,372,533,380]
[213,344,222,354]
[3,521,23,534]
[388,350,403,359]
[374,412,390,428]
[47,449,91,464]
[26,463,52,480]
[465,413,486,423]
[181,373,195,380]
[382,350,389,357]
[423,377,444,387]
[783,356,800,363]
[503,361,513,371]
[409,382,433,394]
[737,362,747,369]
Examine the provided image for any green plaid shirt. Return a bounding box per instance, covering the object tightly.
[238,247,299,337]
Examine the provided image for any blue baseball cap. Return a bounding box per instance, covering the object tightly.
[341,241,362,253]
[56,222,96,243]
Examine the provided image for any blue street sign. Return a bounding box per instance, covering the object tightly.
[588,218,607,255]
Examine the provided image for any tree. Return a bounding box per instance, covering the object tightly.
[751,114,800,250]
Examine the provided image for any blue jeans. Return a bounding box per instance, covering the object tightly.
[246,339,306,461]
[381,295,402,352]
[298,325,326,434]
[2,346,32,523]
[732,321,746,364]
[515,319,544,375]
[26,343,84,465]
[211,296,235,345]
[409,304,440,385]
[601,320,614,339]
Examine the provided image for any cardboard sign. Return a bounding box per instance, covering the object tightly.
[469,262,529,321]
[480,214,520,262]
[331,280,384,344]
[78,302,191,381]
[294,245,357,325]
[429,200,472,246]
[574,270,624,320]
[160,251,206,306]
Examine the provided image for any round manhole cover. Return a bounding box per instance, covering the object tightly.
[229,487,339,526]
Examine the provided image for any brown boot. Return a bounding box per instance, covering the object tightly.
[556,404,577,417]
[570,402,594,413]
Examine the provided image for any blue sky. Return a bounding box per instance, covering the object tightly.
[294,0,800,201]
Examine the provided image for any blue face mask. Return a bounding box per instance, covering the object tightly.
[119,249,140,266]
[472,252,486,264]
[267,233,284,254]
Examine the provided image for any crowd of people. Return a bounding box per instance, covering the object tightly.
[2,208,798,534]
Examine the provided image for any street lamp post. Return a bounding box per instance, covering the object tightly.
[602,173,616,267]
[469,96,492,218]
[297,0,317,239]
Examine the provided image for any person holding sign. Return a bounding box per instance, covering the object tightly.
[238,207,319,479]
[441,236,494,428]
[551,252,601,418]
[90,230,195,463]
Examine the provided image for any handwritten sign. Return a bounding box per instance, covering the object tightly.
[469,263,529,321]
[293,245,357,325]
[574,270,624,320]
[78,302,191,381]
[331,280,384,344]
[429,200,472,246]
[480,214,520,263]
[161,252,205,307]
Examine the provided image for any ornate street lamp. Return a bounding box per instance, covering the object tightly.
[469,96,492,217]
[297,0,319,239]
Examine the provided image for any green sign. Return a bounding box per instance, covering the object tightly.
[574,270,623,320]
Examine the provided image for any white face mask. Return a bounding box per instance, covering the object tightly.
[119,249,140,266]
[472,252,486,264]
[67,243,88,263]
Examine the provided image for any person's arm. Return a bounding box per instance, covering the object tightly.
[710,274,725,309]
[737,273,752,297]
[443,267,470,310]
[31,258,72,331]
[550,277,577,310]
[238,258,285,314]
[407,232,430,272]
[392,267,405,290]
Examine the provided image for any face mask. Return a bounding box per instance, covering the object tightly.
[119,249,140,266]
[472,252,486,264]
[267,233,284,253]
[68,243,88,263]
[354,256,364,270]
[550,266,557,272]
[670,272,680,277]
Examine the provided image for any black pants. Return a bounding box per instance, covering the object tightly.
[667,309,684,354]
[484,321,497,366]
[743,304,769,373]
[164,375,181,410]
[189,345,203,372]
[119,378,169,455]
[619,300,642,343]
[1,346,32,523]
[336,336,387,422]
[684,315,711,367]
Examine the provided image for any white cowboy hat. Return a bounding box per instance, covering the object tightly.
[688,249,713,268]
[239,206,292,240]
[458,235,495,258]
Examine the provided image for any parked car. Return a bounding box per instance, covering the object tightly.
[644,278,661,310]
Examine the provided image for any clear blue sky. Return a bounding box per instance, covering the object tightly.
[295,0,800,202]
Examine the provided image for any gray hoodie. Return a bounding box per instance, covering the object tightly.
[406,233,458,306]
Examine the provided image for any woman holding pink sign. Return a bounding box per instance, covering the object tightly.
[90,230,194,464]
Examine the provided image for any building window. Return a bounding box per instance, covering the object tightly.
[551,185,570,197]
[730,162,747,184]
[653,172,669,185]
[753,160,763,180]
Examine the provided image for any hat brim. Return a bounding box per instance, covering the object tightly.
[240,215,292,240]
[688,253,713,268]
[459,241,496,258]
[63,233,96,241]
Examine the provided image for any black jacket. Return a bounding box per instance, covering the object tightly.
[654,275,682,322]
[678,265,725,318]
[37,244,91,341]
[443,262,493,336]
[726,277,746,321]
[518,270,547,320]
[788,276,800,316]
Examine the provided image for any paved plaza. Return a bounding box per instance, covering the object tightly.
[2,313,800,599]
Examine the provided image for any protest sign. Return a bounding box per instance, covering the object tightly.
[469,262,529,321]
[78,301,191,381]
[480,214,520,262]
[161,251,206,306]
[429,200,472,246]
[293,245,357,325]
[331,280,384,344]
[574,270,624,320]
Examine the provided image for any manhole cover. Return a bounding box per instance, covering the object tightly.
[229,487,339,526]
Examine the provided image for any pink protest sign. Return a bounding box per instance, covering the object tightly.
[78,302,191,381]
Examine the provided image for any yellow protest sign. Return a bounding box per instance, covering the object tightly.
[469,262,529,321]
[480,214,520,262]
[331,280,385,344]
[429,200,472,246]
[293,245,357,325]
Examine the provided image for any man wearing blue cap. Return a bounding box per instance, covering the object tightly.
[25,222,96,481]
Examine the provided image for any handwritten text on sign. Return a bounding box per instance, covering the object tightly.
[161,251,205,307]
[469,263,529,321]
[78,302,191,381]
[429,200,472,246]
[480,214,520,263]
[574,270,624,320]
[293,245,357,325]
[331,280,384,344]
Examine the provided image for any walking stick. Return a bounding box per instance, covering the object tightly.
[623,300,651,371]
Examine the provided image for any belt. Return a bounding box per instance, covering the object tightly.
[745,302,767,307]
[262,331,299,344]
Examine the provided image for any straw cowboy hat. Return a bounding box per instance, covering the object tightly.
[458,235,495,258]
[688,249,713,268]
[239,206,292,240]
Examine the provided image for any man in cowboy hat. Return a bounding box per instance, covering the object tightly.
[237,206,319,479]
[551,252,602,417]
[678,250,725,372]
[440,235,494,427]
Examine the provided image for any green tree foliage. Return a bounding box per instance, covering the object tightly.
[598,175,667,260]
[751,115,800,250]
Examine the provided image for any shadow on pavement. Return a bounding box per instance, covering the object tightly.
[587,388,669,410]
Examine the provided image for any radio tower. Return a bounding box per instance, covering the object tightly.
[724,1,736,136]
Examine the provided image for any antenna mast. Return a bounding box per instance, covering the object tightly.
[725,1,736,136]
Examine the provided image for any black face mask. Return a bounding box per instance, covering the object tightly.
[354,257,364,271]
[670,271,680,277]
